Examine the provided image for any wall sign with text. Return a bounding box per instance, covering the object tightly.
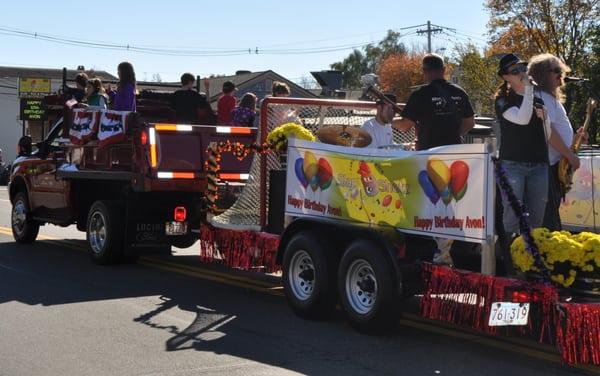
[18,77,51,97]
[20,98,47,121]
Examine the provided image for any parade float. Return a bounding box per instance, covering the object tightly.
[198,95,600,366]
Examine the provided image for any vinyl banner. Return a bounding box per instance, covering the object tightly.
[285,139,495,243]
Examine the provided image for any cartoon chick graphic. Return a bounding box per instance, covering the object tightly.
[358,161,378,197]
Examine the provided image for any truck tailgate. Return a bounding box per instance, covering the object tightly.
[149,124,257,180]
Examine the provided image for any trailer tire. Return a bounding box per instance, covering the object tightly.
[86,200,125,265]
[11,191,40,244]
[282,231,337,320]
[338,239,399,334]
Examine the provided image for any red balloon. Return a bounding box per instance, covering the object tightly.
[450,161,469,200]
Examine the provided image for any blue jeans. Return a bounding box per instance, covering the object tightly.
[501,160,549,235]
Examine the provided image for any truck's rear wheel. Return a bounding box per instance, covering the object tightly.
[87,201,125,265]
[338,239,399,333]
[282,231,337,319]
[11,191,39,243]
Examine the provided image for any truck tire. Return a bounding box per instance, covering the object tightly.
[338,239,399,334]
[170,234,198,249]
[11,191,40,243]
[86,200,125,265]
[282,231,337,320]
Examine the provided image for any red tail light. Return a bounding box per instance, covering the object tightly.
[511,291,531,303]
[140,130,148,145]
[174,206,187,222]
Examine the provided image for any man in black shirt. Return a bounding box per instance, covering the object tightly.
[393,54,475,150]
[171,73,216,124]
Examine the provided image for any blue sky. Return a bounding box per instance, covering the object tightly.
[0,1,490,83]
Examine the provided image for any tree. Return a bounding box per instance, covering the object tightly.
[452,44,501,117]
[487,22,542,60]
[151,73,162,83]
[486,0,600,70]
[330,30,407,89]
[377,52,424,102]
[579,25,600,140]
[298,75,319,90]
[330,49,367,89]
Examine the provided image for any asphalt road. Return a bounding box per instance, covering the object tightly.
[0,186,597,376]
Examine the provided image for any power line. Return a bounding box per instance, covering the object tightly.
[417,21,443,53]
[0,23,451,58]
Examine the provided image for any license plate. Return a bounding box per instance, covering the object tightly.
[165,221,187,236]
[488,302,530,326]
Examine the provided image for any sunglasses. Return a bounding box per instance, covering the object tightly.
[507,65,527,75]
[548,67,563,74]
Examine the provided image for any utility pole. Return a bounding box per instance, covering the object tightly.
[417,20,443,53]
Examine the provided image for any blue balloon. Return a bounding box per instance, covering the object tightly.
[418,170,440,205]
[295,158,308,188]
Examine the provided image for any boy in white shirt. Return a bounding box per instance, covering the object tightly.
[361,93,396,148]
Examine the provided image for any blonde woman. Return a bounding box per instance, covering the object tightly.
[528,53,581,230]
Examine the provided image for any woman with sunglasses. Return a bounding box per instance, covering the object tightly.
[494,53,552,236]
[528,53,580,230]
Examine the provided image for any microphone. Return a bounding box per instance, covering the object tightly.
[565,76,589,83]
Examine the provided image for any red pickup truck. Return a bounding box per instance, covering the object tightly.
[9,92,255,264]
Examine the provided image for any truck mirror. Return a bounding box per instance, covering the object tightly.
[17,136,32,156]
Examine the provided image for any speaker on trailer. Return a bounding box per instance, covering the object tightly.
[267,169,286,234]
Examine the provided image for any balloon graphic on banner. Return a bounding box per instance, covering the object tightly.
[418,170,440,205]
[295,158,309,188]
[450,161,469,201]
[310,175,319,191]
[427,158,452,205]
[317,158,333,190]
[303,151,318,181]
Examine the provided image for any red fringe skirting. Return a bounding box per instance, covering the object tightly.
[199,224,281,273]
[555,303,600,365]
[420,263,557,340]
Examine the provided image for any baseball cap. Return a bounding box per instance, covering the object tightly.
[498,53,527,76]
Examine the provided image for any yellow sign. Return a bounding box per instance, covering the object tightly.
[18,77,51,97]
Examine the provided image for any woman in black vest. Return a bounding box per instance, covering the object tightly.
[495,53,551,236]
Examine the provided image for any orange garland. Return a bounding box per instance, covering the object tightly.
[204,140,272,214]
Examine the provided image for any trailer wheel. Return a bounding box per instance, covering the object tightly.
[282,231,337,319]
[87,201,125,265]
[11,191,39,243]
[338,239,399,333]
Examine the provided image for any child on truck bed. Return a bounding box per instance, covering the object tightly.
[106,61,137,112]
[230,92,257,127]
[85,78,108,109]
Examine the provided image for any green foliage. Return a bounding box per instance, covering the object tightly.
[451,44,501,117]
[487,0,600,69]
[582,26,600,142]
[330,30,407,89]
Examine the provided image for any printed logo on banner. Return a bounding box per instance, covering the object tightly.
[98,110,130,147]
[69,109,99,145]
[285,140,493,243]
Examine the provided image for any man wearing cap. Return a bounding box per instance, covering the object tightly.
[393,54,475,150]
[361,93,396,148]
[217,80,237,125]
[393,54,475,267]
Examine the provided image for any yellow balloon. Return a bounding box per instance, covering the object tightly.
[427,158,451,193]
[303,151,318,180]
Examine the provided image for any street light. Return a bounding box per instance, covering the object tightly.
[435,47,447,55]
